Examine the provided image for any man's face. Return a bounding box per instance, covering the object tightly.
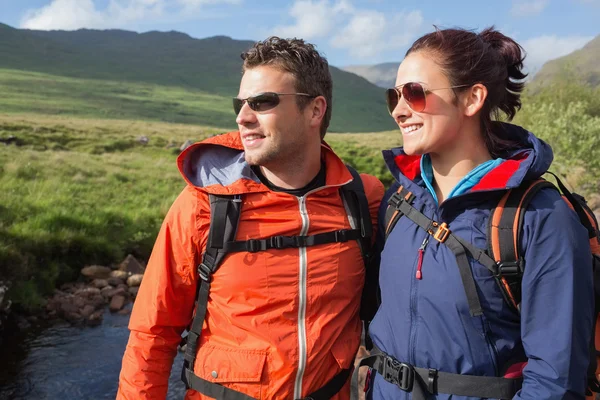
[235,65,313,168]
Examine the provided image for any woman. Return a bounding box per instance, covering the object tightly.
[365,27,594,399]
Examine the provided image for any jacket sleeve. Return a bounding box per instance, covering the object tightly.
[117,186,208,399]
[514,188,594,400]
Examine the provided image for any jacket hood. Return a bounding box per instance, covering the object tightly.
[177,131,355,195]
[382,122,554,193]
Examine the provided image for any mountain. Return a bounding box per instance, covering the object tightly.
[343,62,399,88]
[530,34,600,88]
[0,23,395,132]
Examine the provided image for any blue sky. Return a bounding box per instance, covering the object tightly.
[1,0,599,73]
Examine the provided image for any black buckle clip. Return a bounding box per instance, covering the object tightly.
[387,192,405,209]
[198,263,212,281]
[496,260,524,277]
[247,239,261,253]
[334,230,349,242]
[382,356,414,392]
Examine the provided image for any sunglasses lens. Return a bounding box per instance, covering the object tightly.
[402,82,426,112]
[385,88,398,115]
[248,93,280,112]
[233,98,243,115]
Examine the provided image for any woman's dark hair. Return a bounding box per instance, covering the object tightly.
[407,26,527,157]
[241,36,332,139]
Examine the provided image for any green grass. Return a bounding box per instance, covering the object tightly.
[0,68,236,129]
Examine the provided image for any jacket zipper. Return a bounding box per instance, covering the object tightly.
[294,196,310,399]
[416,236,430,280]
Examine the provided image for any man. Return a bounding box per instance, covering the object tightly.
[117,36,383,399]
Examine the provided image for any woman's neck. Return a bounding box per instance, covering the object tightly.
[429,134,492,204]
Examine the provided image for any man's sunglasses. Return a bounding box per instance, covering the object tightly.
[385,82,471,114]
[233,92,316,115]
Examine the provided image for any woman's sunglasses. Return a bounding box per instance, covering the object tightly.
[233,92,316,115]
[385,82,471,114]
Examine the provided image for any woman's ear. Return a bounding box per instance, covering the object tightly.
[463,83,487,117]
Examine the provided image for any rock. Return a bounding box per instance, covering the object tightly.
[59,300,80,316]
[64,311,83,324]
[119,254,145,275]
[110,270,129,280]
[101,285,115,298]
[80,305,96,319]
[107,277,124,287]
[180,140,193,152]
[0,281,11,312]
[117,283,129,292]
[74,287,102,297]
[127,274,144,287]
[117,308,131,316]
[87,310,104,326]
[81,265,112,280]
[109,295,127,312]
[88,294,107,310]
[91,279,109,289]
[105,287,128,299]
[137,136,149,145]
[128,287,139,298]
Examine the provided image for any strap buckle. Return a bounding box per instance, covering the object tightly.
[429,221,450,243]
[247,239,260,253]
[198,263,212,281]
[496,260,524,277]
[382,356,414,392]
[334,230,349,242]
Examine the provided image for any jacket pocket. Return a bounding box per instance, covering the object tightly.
[194,344,268,398]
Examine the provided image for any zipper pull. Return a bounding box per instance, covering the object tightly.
[416,236,429,280]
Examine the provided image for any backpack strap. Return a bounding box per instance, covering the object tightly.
[182,194,242,387]
[339,165,373,265]
[386,188,498,317]
[488,179,555,312]
[384,185,416,239]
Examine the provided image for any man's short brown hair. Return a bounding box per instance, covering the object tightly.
[241,36,332,139]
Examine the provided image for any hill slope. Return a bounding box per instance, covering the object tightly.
[343,62,399,88]
[0,23,395,132]
[528,34,600,88]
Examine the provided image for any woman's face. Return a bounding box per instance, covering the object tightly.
[391,51,466,156]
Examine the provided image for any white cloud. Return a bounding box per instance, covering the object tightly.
[269,1,424,60]
[20,0,238,30]
[271,0,352,40]
[522,35,593,74]
[331,10,423,58]
[510,0,549,17]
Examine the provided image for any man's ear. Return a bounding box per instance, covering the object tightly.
[308,96,327,128]
[463,83,487,117]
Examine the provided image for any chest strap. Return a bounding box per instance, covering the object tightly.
[351,346,521,400]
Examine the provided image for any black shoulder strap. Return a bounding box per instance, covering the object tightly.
[182,194,242,391]
[339,164,373,265]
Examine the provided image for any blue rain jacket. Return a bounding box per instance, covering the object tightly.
[368,123,594,400]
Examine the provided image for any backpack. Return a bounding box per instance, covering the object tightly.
[180,165,374,400]
[383,171,600,397]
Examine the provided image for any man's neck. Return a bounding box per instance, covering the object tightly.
[258,147,323,190]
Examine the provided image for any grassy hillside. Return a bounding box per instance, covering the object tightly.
[530,34,600,88]
[0,23,396,133]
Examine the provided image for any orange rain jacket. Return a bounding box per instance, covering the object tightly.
[117,131,384,399]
